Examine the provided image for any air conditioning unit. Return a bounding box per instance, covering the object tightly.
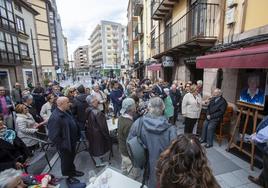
[226,8,235,25]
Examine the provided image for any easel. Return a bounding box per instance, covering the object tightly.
[227,101,264,170]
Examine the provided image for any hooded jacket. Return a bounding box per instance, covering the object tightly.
[72,94,88,124]
[128,115,177,188]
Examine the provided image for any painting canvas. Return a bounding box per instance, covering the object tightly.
[239,72,266,107]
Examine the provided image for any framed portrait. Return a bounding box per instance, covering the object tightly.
[239,72,266,107]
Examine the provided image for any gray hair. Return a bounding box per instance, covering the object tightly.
[0,169,22,188]
[148,97,165,117]
[86,94,96,105]
[197,80,203,86]
[22,94,33,102]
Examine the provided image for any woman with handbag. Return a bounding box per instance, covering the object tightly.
[85,95,111,167]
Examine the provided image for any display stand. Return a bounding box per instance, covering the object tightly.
[227,101,264,170]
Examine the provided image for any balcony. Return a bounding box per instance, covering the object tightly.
[152,3,219,58]
[134,51,144,63]
[133,0,143,16]
[152,0,178,20]
[133,24,143,40]
[21,56,32,64]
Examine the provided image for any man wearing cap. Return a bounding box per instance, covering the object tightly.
[118,98,139,178]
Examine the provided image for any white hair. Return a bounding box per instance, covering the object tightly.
[148,97,165,117]
[197,80,203,86]
[0,169,22,188]
[86,94,96,105]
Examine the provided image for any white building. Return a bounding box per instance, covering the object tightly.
[90,21,124,77]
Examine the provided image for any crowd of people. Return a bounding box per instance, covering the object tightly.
[0,77,267,188]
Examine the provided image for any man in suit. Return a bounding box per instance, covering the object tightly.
[200,89,227,148]
[152,79,166,98]
[48,97,84,184]
[169,84,181,125]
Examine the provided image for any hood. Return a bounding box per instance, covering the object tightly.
[76,94,88,103]
[142,115,170,134]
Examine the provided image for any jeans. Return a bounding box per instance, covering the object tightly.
[201,119,219,146]
[58,146,76,177]
[259,153,268,187]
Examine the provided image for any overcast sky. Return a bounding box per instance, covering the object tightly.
[55,0,128,59]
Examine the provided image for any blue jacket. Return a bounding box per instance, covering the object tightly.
[0,96,12,114]
[128,115,177,188]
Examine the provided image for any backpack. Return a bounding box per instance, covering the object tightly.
[126,117,147,168]
[127,117,149,188]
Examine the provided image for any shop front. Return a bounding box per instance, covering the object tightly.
[197,43,268,169]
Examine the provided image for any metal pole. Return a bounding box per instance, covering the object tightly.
[30,29,39,83]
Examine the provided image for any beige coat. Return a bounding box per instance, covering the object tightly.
[40,102,52,121]
[181,93,202,119]
[16,113,38,147]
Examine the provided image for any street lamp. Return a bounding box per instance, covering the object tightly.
[30,29,48,84]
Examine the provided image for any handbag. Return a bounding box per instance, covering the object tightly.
[126,117,147,169]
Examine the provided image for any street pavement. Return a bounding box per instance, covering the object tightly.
[29,116,262,188]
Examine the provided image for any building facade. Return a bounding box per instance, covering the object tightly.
[73,45,90,71]
[27,0,65,82]
[90,20,124,77]
[0,0,41,91]
[197,0,268,104]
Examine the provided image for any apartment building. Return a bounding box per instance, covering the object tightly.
[27,0,65,81]
[120,26,130,77]
[196,0,268,104]
[73,45,90,70]
[0,0,40,91]
[90,21,124,77]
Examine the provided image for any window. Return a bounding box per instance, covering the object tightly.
[20,42,29,57]
[16,16,25,33]
[0,31,20,63]
[0,0,15,31]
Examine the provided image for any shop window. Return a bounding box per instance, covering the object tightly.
[0,69,11,91]
[216,68,223,89]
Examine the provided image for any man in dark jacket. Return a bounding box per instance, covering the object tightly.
[200,89,227,148]
[169,84,181,125]
[110,81,124,117]
[72,85,88,140]
[48,97,83,184]
[152,79,165,98]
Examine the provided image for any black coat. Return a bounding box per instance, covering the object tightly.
[85,107,111,157]
[0,134,30,171]
[169,89,181,109]
[72,94,88,124]
[48,108,80,152]
[206,96,227,121]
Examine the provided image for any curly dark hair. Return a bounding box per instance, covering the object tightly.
[156,134,220,188]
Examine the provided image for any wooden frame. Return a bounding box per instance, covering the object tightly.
[227,101,264,170]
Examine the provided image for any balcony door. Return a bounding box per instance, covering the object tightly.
[164,19,172,51]
[188,0,207,39]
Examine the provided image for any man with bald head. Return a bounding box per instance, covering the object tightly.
[48,97,84,184]
[200,88,227,148]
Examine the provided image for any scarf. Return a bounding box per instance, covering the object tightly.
[0,126,16,144]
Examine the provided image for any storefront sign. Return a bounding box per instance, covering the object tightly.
[184,57,197,64]
[162,56,174,67]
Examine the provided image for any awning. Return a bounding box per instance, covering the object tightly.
[147,63,162,71]
[196,44,268,69]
